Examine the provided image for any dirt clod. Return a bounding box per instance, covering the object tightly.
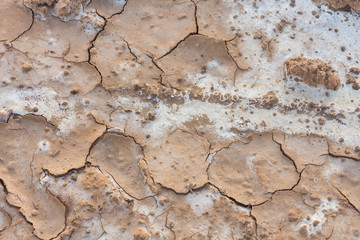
[285,56,341,90]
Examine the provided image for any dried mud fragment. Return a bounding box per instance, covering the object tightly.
[350,67,360,75]
[13,16,99,62]
[52,0,89,21]
[252,32,274,57]
[0,209,11,232]
[165,185,255,239]
[24,0,106,37]
[273,132,328,171]
[293,161,360,239]
[208,133,298,205]
[87,0,126,18]
[327,156,360,212]
[35,57,101,96]
[0,48,41,86]
[329,213,360,239]
[254,158,360,239]
[0,184,37,239]
[145,130,209,193]
[109,0,196,59]
[88,133,151,199]
[226,37,251,70]
[23,0,55,18]
[90,29,161,90]
[252,191,315,239]
[328,139,360,160]
[83,87,131,130]
[0,115,65,239]
[261,92,278,109]
[183,115,253,152]
[250,91,279,110]
[0,48,100,96]
[42,167,144,239]
[196,0,240,40]
[284,56,341,90]
[317,0,360,13]
[156,35,237,91]
[148,213,175,239]
[133,228,151,240]
[0,0,33,41]
[35,116,106,175]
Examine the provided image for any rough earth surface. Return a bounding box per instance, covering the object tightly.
[284,56,341,90]
[0,0,360,239]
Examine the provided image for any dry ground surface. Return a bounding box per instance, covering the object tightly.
[0,0,360,239]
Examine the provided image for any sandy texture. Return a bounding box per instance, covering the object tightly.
[0,0,360,239]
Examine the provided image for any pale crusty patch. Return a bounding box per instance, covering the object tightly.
[293,161,360,239]
[42,167,143,239]
[165,185,255,239]
[24,0,85,20]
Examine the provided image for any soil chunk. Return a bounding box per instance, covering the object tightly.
[285,56,341,90]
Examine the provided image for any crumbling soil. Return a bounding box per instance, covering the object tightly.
[285,56,341,90]
[319,0,360,13]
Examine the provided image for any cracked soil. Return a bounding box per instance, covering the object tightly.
[0,0,360,239]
